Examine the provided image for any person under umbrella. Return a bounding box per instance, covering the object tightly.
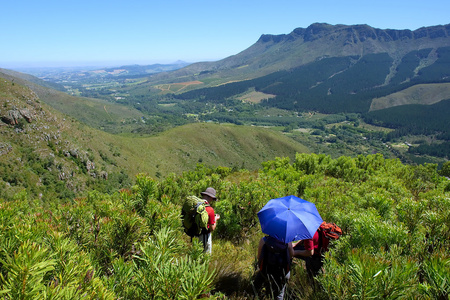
[253,195,323,299]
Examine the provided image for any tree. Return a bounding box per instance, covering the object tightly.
[440,161,450,177]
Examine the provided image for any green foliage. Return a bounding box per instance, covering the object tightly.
[0,241,56,299]
[365,98,450,142]
[134,227,215,299]
[0,153,448,298]
[419,254,450,299]
[132,173,158,216]
[440,161,450,177]
[319,247,419,299]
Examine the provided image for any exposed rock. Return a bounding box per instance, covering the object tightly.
[86,160,95,171]
[19,108,33,123]
[1,110,21,125]
[260,23,450,45]
[59,172,69,180]
[70,149,78,158]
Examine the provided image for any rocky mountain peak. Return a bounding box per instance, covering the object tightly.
[257,23,450,45]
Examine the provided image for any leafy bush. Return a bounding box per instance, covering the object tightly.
[0,153,448,298]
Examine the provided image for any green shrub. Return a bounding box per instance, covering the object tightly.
[0,153,448,298]
[419,254,450,299]
[134,227,215,299]
[319,247,419,299]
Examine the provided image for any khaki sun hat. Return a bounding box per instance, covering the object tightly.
[201,187,217,199]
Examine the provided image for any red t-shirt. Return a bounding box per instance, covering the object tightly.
[303,231,329,255]
[205,204,215,228]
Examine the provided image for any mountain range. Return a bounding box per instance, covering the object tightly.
[1,23,450,200]
[147,23,450,85]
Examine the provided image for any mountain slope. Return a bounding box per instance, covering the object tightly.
[113,122,310,177]
[173,46,450,114]
[146,23,450,86]
[0,75,310,199]
[0,68,145,133]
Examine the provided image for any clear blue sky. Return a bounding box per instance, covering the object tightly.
[1,0,449,68]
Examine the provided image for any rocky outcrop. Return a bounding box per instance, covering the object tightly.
[19,108,33,122]
[1,107,34,125]
[1,110,21,125]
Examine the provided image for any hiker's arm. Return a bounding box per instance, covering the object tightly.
[293,248,314,257]
[292,240,302,247]
[209,214,220,232]
[288,242,295,258]
[257,238,265,261]
[293,238,314,257]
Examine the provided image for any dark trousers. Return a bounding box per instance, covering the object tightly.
[305,255,324,280]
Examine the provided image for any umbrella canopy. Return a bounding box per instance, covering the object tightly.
[257,195,323,243]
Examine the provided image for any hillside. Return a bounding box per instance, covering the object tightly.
[0,68,147,133]
[174,47,450,113]
[5,23,450,166]
[0,75,310,200]
[20,23,450,121]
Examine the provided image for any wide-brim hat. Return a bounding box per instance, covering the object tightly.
[201,187,217,199]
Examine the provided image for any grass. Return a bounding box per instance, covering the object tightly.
[370,82,450,111]
[155,81,204,93]
[101,122,310,178]
[237,90,275,104]
[210,234,322,299]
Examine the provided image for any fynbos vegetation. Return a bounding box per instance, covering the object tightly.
[1,154,449,299]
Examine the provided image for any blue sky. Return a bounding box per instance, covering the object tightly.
[1,0,449,68]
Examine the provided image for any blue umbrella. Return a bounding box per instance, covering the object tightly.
[257,195,323,243]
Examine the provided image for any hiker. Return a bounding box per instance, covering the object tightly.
[198,187,220,254]
[293,232,324,281]
[253,236,294,300]
[293,222,341,281]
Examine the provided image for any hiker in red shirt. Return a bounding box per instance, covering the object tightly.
[293,230,329,280]
[198,187,220,254]
[293,222,341,281]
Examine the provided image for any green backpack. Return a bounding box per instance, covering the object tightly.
[181,195,210,237]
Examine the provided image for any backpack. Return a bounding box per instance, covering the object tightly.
[317,222,342,254]
[259,236,291,278]
[181,195,210,237]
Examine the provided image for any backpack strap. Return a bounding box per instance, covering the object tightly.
[317,228,324,257]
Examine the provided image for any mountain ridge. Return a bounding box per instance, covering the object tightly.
[145,23,450,86]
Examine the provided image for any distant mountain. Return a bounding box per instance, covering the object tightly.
[147,23,450,85]
[173,46,450,113]
[137,24,448,116]
[92,62,191,78]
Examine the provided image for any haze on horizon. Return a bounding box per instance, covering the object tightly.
[1,0,449,69]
